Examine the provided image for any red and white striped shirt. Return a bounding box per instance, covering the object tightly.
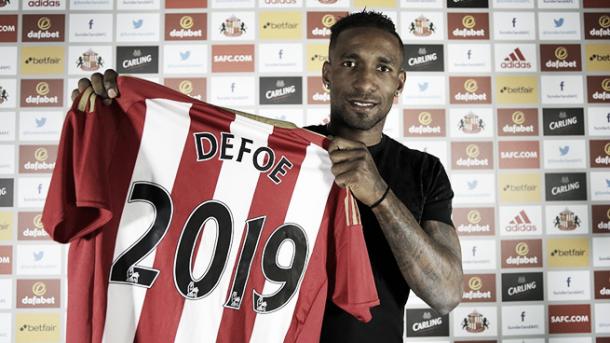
[43,76,378,343]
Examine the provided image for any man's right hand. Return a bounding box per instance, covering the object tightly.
[71,69,119,105]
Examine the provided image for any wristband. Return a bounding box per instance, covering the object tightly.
[370,185,390,209]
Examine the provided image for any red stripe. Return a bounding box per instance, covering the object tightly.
[520,210,531,223]
[215,126,309,343]
[91,102,145,343]
[134,103,234,342]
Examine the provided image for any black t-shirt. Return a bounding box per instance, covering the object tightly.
[304,125,454,343]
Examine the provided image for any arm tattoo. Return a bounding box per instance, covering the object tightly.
[372,190,463,314]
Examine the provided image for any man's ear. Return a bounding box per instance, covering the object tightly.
[396,69,406,95]
[322,60,331,86]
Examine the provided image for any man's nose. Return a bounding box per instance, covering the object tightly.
[352,67,377,94]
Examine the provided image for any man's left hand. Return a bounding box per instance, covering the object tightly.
[327,136,388,207]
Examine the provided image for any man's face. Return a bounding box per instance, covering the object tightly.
[323,27,405,131]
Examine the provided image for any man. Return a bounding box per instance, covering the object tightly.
[74,10,462,342]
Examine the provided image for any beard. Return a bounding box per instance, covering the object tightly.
[329,99,389,131]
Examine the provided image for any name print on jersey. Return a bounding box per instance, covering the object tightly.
[194,131,294,184]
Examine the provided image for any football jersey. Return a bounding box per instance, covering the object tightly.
[42,76,379,343]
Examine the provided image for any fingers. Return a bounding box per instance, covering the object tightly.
[104,69,119,98]
[328,148,367,164]
[327,136,366,153]
[71,88,80,102]
[78,77,91,93]
[91,72,108,99]
[330,158,363,179]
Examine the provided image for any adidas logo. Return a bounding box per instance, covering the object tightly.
[500,47,532,69]
[505,210,537,232]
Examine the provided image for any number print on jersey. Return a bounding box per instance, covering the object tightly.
[109,182,309,313]
[109,182,173,288]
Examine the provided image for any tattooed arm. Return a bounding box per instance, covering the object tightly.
[328,137,463,315]
[371,193,463,314]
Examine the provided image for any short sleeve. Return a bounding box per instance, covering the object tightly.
[41,91,117,243]
[420,157,454,227]
[327,185,379,323]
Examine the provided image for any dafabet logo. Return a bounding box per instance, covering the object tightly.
[590,140,610,168]
[463,274,496,302]
[540,45,581,72]
[584,12,610,39]
[307,76,329,104]
[451,142,493,170]
[497,108,538,136]
[22,14,64,42]
[495,76,538,104]
[450,77,492,104]
[499,173,541,203]
[448,13,489,40]
[592,205,610,234]
[16,279,60,308]
[19,145,57,174]
[588,76,610,103]
[20,46,64,75]
[20,80,63,108]
[165,13,207,40]
[307,12,345,39]
[453,207,495,236]
[595,270,610,299]
[501,239,543,268]
[403,109,445,137]
[164,78,206,101]
[18,212,49,241]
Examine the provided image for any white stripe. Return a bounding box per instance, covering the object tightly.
[102,99,192,343]
[249,143,334,343]
[174,115,274,343]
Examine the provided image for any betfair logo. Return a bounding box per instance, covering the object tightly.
[418,111,432,125]
[179,80,193,95]
[322,14,336,28]
[37,17,51,31]
[33,214,43,229]
[555,47,568,60]
[516,242,529,256]
[466,144,480,158]
[512,111,525,125]
[35,82,49,96]
[469,276,482,291]
[467,210,481,224]
[600,15,610,28]
[464,79,478,93]
[32,281,46,296]
[180,16,194,30]
[34,148,48,162]
[602,78,610,92]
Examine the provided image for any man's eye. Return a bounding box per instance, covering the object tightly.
[341,61,355,68]
[377,65,391,72]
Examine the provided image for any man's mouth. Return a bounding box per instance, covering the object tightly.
[348,99,378,110]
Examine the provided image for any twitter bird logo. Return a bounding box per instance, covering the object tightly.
[132,19,143,29]
[467,180,478,190]
[553,18,564,28]
[418,82,429,92]
[180,51,190,61]
[559,146,569,156]
[33,251,44,262]
[35,117,46,127]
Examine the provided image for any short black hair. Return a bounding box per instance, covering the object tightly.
[329,10,405,63]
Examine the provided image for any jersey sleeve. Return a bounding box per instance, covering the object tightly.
[42,90,118,243]
[327,185,379,323]
[420,157,454,227]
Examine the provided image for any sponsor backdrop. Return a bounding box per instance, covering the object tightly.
[0,0,609,342]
